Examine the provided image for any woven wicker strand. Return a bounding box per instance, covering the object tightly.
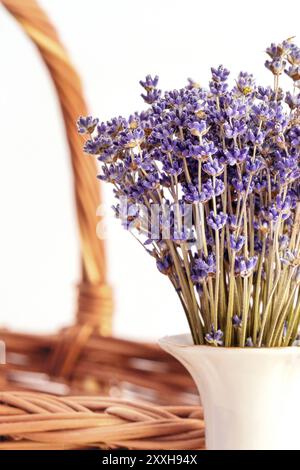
[0,392,205,450]
[0,330,198,403]
[1,0,113,335]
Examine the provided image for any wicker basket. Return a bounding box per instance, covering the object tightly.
[0,0,200,450]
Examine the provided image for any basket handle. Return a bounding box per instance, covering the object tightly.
[1,0,113,334]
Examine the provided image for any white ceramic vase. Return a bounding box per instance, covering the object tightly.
[159,334,300,450]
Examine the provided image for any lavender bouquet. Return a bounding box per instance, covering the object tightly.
[78,39,300,348]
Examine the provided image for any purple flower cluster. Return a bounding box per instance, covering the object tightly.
[191,253,216,282]
[207,211,228,231]
[205,326,224,346]
[235,256,258,278]
[78,38,300,348]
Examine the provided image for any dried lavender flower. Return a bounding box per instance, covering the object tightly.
[205,326,224,346]
[232,315,242,329]
[77,116,99,134]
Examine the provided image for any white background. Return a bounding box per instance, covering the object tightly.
[0,0,299,340]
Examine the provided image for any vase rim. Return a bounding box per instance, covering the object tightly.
[159,333,300,353]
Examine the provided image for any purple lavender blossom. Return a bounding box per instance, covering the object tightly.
[246,129,265,146]
[182,183,200,203]
[224,121,247,138]
[207,211,228,231]
[192,253,216,282]
[77,116,99,134]
[232,314,242,328]
[209,80,228,96]
[140,75,161,104]
[256,86,274,102]
[189,121,207,136]
[162,159,183,176]
[141,89,162,104]
[290,126,300,146]
[119,128,145,148]
[139,75,159,90]
[261,204,280,222]
[205,326,224,346]
[265,59,286,75]
[285,65,300,81]
[235,256,258,277]
[232,175,254,194]
[285,92,300,109]
[224,147,249,165]
[227,215,238,231]
[196,141,217,160]
[84,135,112,155]
[98,164,125,183]
[236,71,256,95]
[199,178,225,203]
[245,158,264,174]
[230,235,245,252]
[211,65,230,82]
[203,159,224,176]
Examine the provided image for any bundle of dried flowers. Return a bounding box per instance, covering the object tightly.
[78,38,300,347]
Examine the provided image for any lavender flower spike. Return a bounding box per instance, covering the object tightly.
[235,256,258,278]
[189,121,207,137]
[230,235,245,252]
[211,65,230,82]
[205,326,224,346]
[232,315,242,329]
[77,116,99,134]
[207,211,228,231]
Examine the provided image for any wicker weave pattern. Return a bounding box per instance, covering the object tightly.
[0,330,198,403]
[0,392,205,450]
